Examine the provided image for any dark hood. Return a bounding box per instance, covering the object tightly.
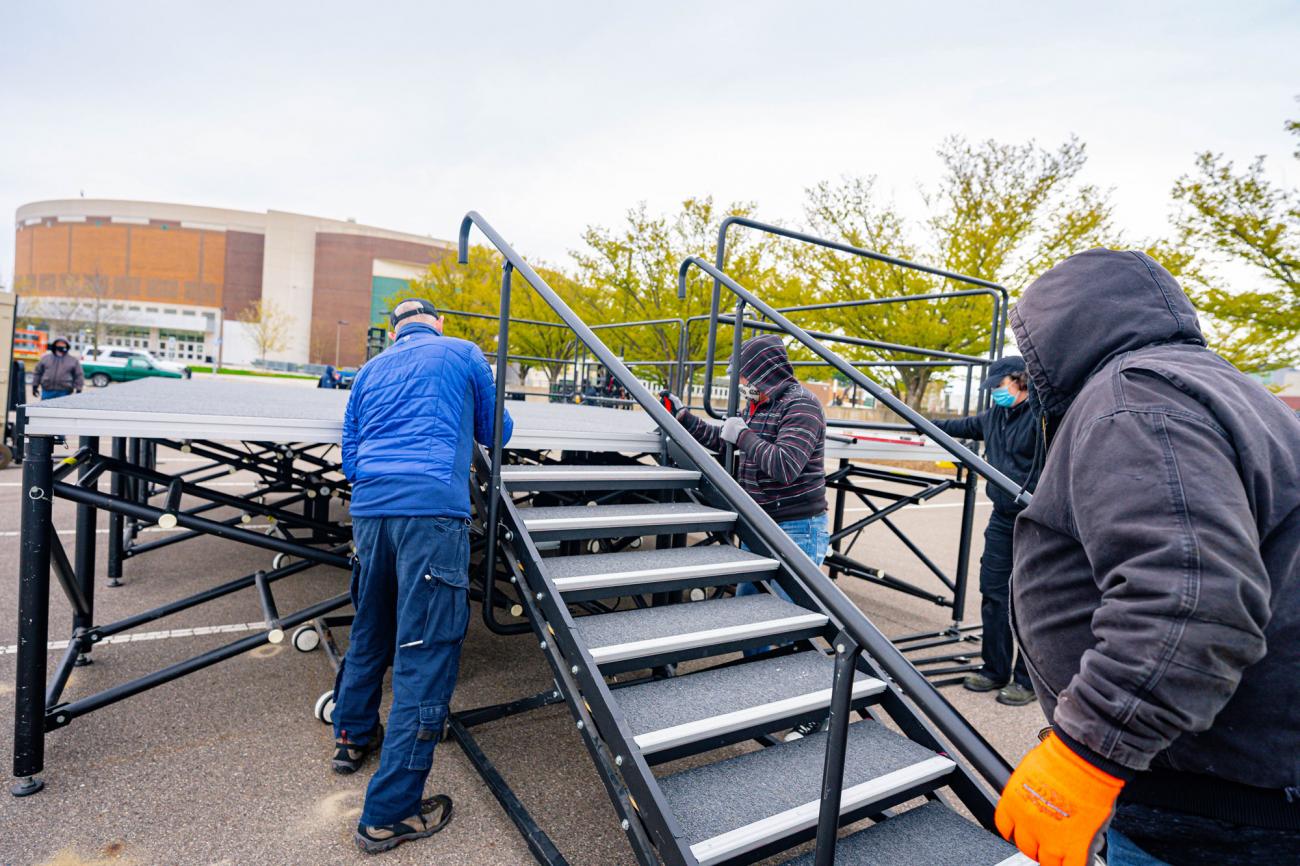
[736,334,796,396]
[1009,249,1205,416]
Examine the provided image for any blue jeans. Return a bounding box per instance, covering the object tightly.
[1108,828,1173,865]
[39,389,71,400]
[333,516,471,826]
[737,513,831,602]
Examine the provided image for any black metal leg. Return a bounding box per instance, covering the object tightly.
[12,435,53,796]
[952,469,979,627]
[73,436,99,665]
[107,437,125,586]
[813,632,861,866]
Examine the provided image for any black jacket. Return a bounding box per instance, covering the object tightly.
[680,335,827,521]
[1010,249,1300,827]
[931,397,1040,514]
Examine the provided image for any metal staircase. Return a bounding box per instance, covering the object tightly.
[494,458,1027,866]
[461,211,1033,865]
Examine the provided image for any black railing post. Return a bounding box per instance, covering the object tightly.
[482,260,513,626]
[723,295,745,473]
[952,467,979,626]
[12,434,53,796]
[107,437,125,586]
[73,436,99,664]
[814,631,862,866]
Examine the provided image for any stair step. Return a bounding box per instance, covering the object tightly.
[617,651,885,762]
[575,595,827,673]
[777,801,1030,866]
[500,464,700,491]
[521,502,736,541]
[547,545,779,600]
[659,720,955,866]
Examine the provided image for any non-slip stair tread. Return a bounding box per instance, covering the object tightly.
[777,801,1027,866]
[575,594,821,653]
[617,651,879,738]
[521,502,735,524]
[659,720,943,848]
[501,464,699,481]
[547,545,777,580]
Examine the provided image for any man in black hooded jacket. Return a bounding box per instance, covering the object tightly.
[931,354,1041,707]
[993,249,1300,866]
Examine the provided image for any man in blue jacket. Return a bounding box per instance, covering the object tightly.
[332,298,513,853]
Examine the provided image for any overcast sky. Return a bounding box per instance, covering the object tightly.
[2,1,1296,290]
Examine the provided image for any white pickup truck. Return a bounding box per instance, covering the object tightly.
[83,348,192,379]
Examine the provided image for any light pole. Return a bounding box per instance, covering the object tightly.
[335,320,348,367]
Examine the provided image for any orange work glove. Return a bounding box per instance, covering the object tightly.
[994,732,1124,866]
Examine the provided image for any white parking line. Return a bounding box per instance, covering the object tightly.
[0,621,270,656]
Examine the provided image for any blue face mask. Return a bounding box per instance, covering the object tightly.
[991,387,1016,408]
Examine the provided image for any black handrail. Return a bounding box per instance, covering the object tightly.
[705,216,1007,426]
[713,214,1010,350]
[458,212,1013,816]
[680,255,1030,508]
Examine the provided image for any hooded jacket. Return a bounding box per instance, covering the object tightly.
[679,335,827,521]
[343,322,513,518]
[1010,249,1300,827]
[32,347,84,394]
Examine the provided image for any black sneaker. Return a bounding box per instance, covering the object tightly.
[333,724,383,775]
[784,719,825,742]
[962,672,1004,693]
[355,795,453,854]
[996,683,1037,707]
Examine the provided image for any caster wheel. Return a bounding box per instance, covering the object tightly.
[272,552,292,570]
[629,537,643,549]
[314,690,335,724]
[292,625,320,653]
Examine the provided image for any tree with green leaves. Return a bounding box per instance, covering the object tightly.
[573,197,786,389]
[793,136,1118,408]
[1166,110,1299,373]
[408,245,582,384]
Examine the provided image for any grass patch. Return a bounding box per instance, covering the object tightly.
[189,365,318,381]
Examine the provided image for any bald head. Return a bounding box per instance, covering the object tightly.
[391,300,443,336]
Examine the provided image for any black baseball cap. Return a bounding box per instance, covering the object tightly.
[389,298,441,329]
[982,355,1026,389]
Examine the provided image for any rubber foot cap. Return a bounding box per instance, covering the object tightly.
[11,776,44,797]
[73,654,93,667]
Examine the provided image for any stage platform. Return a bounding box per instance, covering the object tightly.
[22,378,950,461]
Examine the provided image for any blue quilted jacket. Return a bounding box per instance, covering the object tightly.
[342,323,513,517]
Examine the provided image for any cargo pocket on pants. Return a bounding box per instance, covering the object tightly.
[406,701,447,771]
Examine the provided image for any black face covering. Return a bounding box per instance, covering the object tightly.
[52,345,69,356]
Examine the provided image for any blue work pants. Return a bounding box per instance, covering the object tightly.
[332,515,470,826]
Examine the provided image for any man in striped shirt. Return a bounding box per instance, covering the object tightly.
[665,333,830,581]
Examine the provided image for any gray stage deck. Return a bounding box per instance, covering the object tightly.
[21,377,948,460]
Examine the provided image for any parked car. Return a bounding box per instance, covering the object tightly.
[83,356,185,388]
[338,368,358,389]
[83,348,192,378]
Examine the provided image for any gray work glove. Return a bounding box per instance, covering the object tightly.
[720,416,749,444]
[658,390,687,418]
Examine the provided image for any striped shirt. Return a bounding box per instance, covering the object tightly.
[680,336,827,521]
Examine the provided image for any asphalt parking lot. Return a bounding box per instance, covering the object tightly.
[0,446,1047,866]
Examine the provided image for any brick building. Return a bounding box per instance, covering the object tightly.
[12,199,454,368]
